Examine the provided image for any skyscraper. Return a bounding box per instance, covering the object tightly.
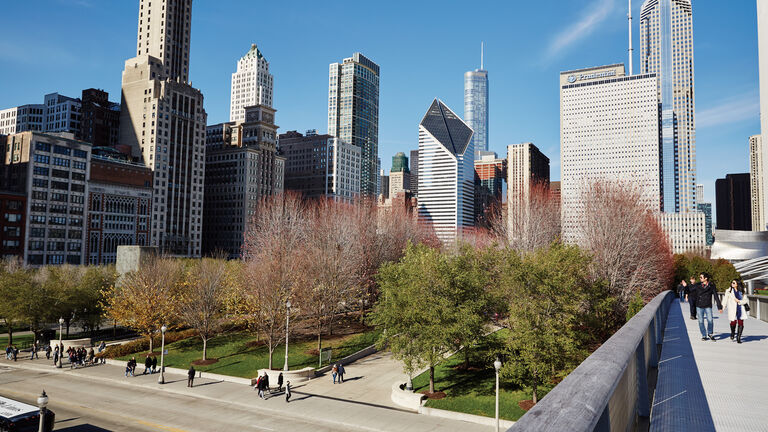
[758,0,768,222]
[716,173,752,231]
[230,44,273,122]
[418,99,474,243]
[409,149,419,196]
[750,134,765,231]
[119,0,207,257]
[389,152,410,198]
[475,152,506,225]
[464,44,488,159]
[640,0,696,212]
[328,53,380,196]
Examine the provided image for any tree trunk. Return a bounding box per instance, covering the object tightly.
[202,337,208,361]
[317,332,322,367]
[65,319,70,338]
[532,384,538,404]
[148,334,154,353]
[463,345,470,368]
[429,365,435,394]
[268,344,274,370]
[6,322,12,346]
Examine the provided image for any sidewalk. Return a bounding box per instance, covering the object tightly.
[4,354,489,432]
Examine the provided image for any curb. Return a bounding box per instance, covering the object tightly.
[419,406,516,429]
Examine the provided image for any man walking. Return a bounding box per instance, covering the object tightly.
[677,279,687,302]
[285,380,291,403]
[187,365,196,388]
[695,272,723,341]
[144,355,152,374]
[686,276,699,319]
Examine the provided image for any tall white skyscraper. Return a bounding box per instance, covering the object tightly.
[119,0,207,257]
[464,44,488,160]
[640,0,696,212]
[328,53,380,196]
[418,99,474,243]
[230,44,273,122]
[750,134,765,231]
[758,0,768,225]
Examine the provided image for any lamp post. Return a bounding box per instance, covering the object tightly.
[56,318,64,368]
[494,358,502,432]
[283,300,291,371]
[37,390,48,432]
[158,325,167,384]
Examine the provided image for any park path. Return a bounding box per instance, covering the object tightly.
[651,300,768,431]
[2,351,486,432]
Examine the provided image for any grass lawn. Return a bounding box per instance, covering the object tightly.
[411,330,551,422]
[0,334,35,348]
[118,329,380,378]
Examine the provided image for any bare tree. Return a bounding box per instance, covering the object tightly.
[178,258,231,361]
[580,180,674,307]
[487,182,560,252]
[241,193,308,370]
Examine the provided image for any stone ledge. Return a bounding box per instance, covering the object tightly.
[419,405,515,429]
[390,381,425,411]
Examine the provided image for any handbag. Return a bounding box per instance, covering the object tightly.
[744,303,751,312]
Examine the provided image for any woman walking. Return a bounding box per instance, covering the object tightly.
[722,279,749,343]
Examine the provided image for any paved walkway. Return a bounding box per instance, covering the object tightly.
[651,300,768,431]
[2,352,486,432]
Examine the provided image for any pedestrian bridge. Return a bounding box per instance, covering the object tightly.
[508,291,768,432]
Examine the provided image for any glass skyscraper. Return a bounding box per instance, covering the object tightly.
[328,53,380,196]
[464,66,488,160]
[640,0,696,213]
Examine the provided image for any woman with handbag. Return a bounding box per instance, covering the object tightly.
[722,279,749,343]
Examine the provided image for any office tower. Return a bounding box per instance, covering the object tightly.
[696,202,713,245]
[79,89,121,148]
[389,152,410,197]
[640,0,696,212]
[203,106,285,258]
[409,149,419,196]
[43,93,81,135]
[475,152,506,224]
[230,44,273,122]
[506,143,549,201]
[87,150,153,264]
[417,99,474,243]
[716,173,752,231]
[119,0,207,257]
[2,132,90,265]
[0,192,25,259]
[328,53,380,196]
[379,169,389,199]
[759,1,768,223]
[278,130,360,201]
[550,181,561,203]
[750,134,765,230]
[465,46,489,159]
[0,105,44,135]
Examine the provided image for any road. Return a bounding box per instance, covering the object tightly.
[0,366,355,432]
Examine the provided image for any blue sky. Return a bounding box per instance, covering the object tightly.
[0,0,761,206]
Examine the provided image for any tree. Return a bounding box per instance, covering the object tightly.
[488,182,560,252]
[103,257,183,353]
[580,180,674,309]
[498,244,593,404]
[0,258,27,345]
[178,258,231,361]
[241,193,308,369]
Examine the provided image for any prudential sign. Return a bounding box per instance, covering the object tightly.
[567,69,616,84]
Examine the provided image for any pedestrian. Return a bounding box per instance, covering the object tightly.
[127,357,136,376]
[88,347,94,365]
[722,279,749,344]
[98,341,107,364]
[4,346,10,360]
[677,279,687,302]
[285,380,291,403]
[332,364,338,384]
[125,365,131,377]
[45,344,51,360]
[277,372,284,392]
[29,341,38,360]
[254,375,262,394]
[263,372,270,393]
[151,356,157,374]
[187,365,196,388]
[257,373,266,399]
[339,363,346,384]
[695,272,723,341]
[53,346,59,365]
[12,346,17,362]
[144,355,152,374]
[685,276,699,319]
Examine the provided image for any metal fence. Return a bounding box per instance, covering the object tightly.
[509,291,674,432]
[747,295,768,322]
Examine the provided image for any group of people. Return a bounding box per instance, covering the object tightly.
[677,272,749,343]
[253,372,291,402]
[4,345,19,361]
[331,363,345,384]
[66,346,96,367]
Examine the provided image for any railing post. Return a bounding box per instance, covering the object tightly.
[595,404,611,432]
[635,338,650,418]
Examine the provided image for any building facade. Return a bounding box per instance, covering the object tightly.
[417,99,474,243]
[389,152,410,198]
[230,44,273,122]
[697,202,714,246]
[43,93,81,135]
[79,89,121,148]
[328,53,380,196]
[750,134,765,231]
[379,169,389,200]
[2,132,90,266]
[475,152,506,225]
[0,105,44,135]
[716,173,752,231]
[0,192,26,259]
[118,0,207,257]
[86,154,153,264]
[658,212,706,254]
[464,68,488,159]
[409,149,419,196]
[640,0,697,212]
[759,0,768,228]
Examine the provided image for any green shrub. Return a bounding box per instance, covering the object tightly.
[626,292,644,321]
[97,329,197,358]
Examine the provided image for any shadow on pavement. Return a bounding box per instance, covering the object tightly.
[57,425,112,432]
[291,391,412,413]
[650,302,715,432]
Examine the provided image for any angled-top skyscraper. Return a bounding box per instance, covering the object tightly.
[464,44,488,160]
[230,44,273,122]
[119,0,207,257]
[640,0,696,212]
[328,53,380,196]
[418,99,475,243]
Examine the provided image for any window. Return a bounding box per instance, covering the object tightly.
[28,254,43,265]
[73,161,86,170]
[33,167,49,176]
[73,149,87,159]
[4,213,21,222]
[51,181,69,191]
[52,157,70,167]
[3,226,20,237]
[72,172,85,181]
[35,142,51,152]
[52,169,69,179]
[34,154,50,164]
[33,179,48,188]
[53,145,71,156]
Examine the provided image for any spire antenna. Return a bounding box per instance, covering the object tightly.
[628,0,634,75]
[481,41,484,70]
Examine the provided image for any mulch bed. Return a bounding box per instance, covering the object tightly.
[518,400,535,411]
[191,358,219,366]
[421,391,447,400]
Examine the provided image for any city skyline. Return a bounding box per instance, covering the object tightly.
[0,1,761,208]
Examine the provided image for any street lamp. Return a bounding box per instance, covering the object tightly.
[37,390,48,432]
[283,300,291,371]
[158,325,167,384]
[494,357,502,432]
[56,318,64,368]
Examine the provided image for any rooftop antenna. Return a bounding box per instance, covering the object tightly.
[481,41,484,70]
[628,0,633,75]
